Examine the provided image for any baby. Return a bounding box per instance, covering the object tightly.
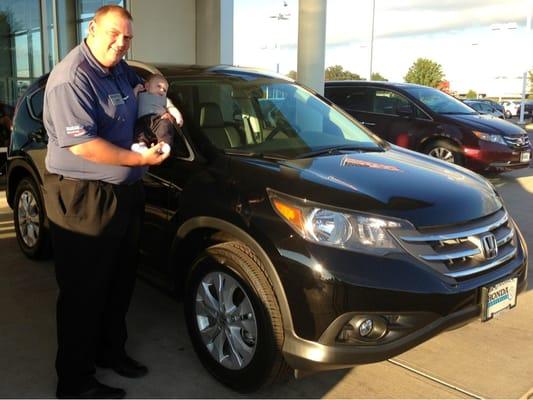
[132,74,183,154]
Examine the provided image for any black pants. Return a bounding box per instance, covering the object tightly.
[43,174,145,391]
[134,114,176,147]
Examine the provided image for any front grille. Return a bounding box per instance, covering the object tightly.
[395,209,517,280]
[503,133,530,149]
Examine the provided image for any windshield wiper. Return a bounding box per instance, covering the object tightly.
[295,145,383,159]
[223,148,287,160]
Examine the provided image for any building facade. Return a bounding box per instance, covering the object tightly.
[0,0,237,107]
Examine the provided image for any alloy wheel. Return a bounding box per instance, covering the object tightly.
[428,147,455,163]
[17,189,40,248]
[195,271,258,370]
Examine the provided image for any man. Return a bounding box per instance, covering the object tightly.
[43,5,169,399]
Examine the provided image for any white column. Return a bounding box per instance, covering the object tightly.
[196,0,234,65]
[297,0,327,95]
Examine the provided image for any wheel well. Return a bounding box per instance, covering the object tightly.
[170,227,241,294]
[418,136,463,154]
[7,166,33,208]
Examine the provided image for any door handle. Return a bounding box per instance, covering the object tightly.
[361,121,376,127]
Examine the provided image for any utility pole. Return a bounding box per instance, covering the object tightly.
[368,0,376,81]
[269,1,290,73]
[519,1,532,125]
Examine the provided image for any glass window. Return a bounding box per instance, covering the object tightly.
[404,86,476,115]
[76,0,124,41]
[325,87,373,112]
[168,77,382,159]
[0,0,42,106]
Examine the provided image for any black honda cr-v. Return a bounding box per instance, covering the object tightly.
[6,62,528,392]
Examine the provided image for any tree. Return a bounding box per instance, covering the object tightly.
[529,70,533,95]
[286,70,297,80]
[465,90,477,99]
[325,65,363,81]
[404,58,445,88]
[371,72,387,81]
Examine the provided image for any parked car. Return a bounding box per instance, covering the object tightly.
[501,100,520,119]
[463,100,505,119]
[324,81,531,173]
[474,99,506,117]
[7,63,528,392]
[516,99,533,118]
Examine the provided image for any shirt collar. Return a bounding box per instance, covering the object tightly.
[80,40,125,78]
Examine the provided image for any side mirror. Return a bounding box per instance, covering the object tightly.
[397,104,414,117]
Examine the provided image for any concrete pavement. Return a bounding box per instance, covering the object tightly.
[0,164,532,398]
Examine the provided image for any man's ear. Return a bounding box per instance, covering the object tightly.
[88,20,97,37]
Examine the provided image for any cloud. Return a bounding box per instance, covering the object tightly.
[324,0,530,46]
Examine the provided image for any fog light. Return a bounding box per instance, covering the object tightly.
[359,319,373,337]
[336,315,388,343]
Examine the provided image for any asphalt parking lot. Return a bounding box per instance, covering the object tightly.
[0,147,532,398]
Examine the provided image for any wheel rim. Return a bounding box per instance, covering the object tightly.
[195,271,257,370]
[17,190,40,248]
[428,146,455,163]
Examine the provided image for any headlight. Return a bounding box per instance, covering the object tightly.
[472,130,506,145]
[267,189,413,254]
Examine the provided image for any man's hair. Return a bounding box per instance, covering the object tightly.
[93,5,133,23]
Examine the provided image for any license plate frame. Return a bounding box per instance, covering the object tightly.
[520,151,530,163]
[481,277,518,321]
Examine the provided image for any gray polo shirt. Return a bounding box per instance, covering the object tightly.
[44,41,144,184]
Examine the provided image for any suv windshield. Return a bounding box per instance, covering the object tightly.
[167,77,382,158]
[404,86,476,115]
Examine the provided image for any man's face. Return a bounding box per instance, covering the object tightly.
[87,11,133,68]
[145,77,169,97]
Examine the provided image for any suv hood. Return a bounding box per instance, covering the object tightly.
[233,146,502,228]
[445,113,525,135]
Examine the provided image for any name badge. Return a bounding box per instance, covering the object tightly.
[109,93,125,106]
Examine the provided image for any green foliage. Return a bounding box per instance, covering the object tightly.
[465,90,477,99]
[371,72,388,81]
[286,70,297,80]
[529,70,533,95]
[404,58,445,88]
[325,65,363,81]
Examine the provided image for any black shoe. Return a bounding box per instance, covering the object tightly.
[96,355,148,378]
[56,381,126,399]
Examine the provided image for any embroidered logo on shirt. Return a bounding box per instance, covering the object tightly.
[65,125,87,137]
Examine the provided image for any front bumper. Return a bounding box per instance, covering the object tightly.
[282,274,527,371]
[463,141,531,172]
[273,222,528,371]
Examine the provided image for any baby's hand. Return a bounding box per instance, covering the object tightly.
[133,84,144,98]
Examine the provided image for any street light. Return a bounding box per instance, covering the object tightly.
[368,0,376,81]
[269,1,291,73]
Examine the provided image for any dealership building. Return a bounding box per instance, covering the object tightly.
[0,0,328,108]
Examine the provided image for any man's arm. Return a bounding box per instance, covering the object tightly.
[70,138,169,166]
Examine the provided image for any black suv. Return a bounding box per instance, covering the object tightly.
[6,63,528,392]
[324,81,531,173]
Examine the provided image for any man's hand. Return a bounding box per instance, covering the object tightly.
[140,142,171,165]
[69,137,169,166]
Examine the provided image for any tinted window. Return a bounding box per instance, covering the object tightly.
[404,86,476,115]
[325,87,373,112]
[168,78,381,158]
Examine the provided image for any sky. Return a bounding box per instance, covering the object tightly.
[233,0,533,96]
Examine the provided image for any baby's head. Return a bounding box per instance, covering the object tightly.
[144,74,169,97]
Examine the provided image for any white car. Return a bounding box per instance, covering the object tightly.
[501,100,520,119]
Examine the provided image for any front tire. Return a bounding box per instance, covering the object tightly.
[184,241,290,392]
[13,177,51,259]
[424,139,464,166]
